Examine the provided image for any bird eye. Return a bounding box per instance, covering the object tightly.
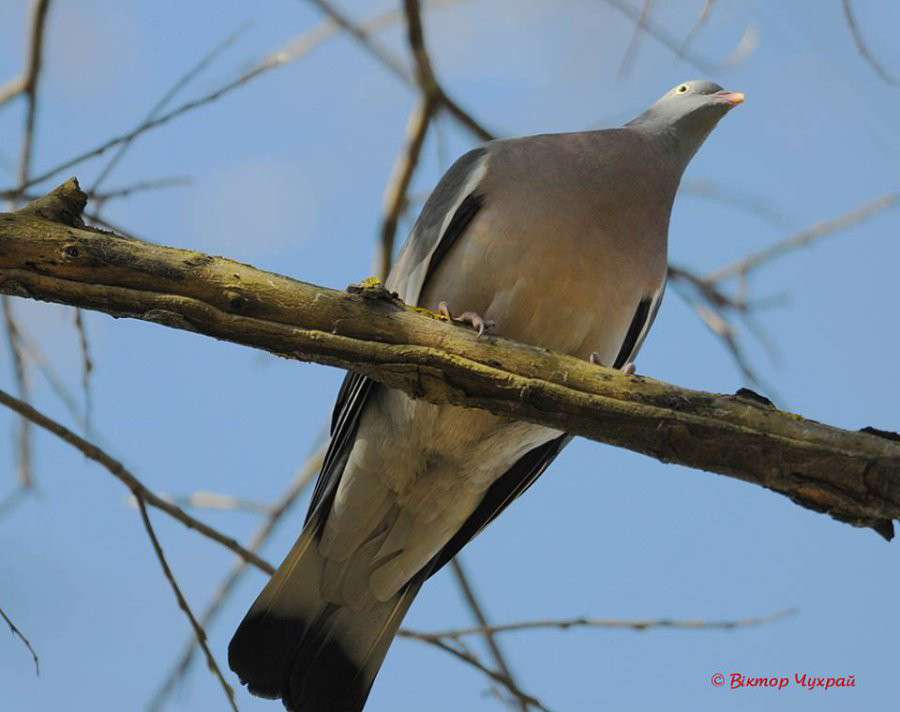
[676,84,689,94]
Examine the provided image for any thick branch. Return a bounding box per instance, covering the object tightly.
[1,181,899,538]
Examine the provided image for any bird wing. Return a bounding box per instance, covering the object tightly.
[304,147,491,524]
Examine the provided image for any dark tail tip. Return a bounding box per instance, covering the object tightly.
[229,611,372,712]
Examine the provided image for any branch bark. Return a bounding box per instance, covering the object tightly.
[1,180,899,538]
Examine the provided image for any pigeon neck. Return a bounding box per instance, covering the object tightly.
[626,110,717,174]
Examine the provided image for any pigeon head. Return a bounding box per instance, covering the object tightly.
[628,80,744,164]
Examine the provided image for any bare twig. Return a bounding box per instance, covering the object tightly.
[450,557,529,711]
[599,0,715,73]
[0,387,275,574]
[617,0,653,79]
[412,608,795,640]
[679,177,791,229]
[397,631,553,712]
[72,308,93,430]
[135,496,237,712]
[0,77,27,109]
[90,23,250,193]
[9,0,488,198]
[147,490,273,515]
[148,445,325,711]
[1,604,39,675]
[707,192,900,283]
[304,0,494,141]
[679,0,716,55]
[377,97,436,279]
[17,329,86,431]
[1,298,32,488]
[842,0,897,85]
[16,0,53,185]
[2,0,53,493]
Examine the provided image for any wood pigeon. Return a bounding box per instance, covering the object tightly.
[229,79,744,711]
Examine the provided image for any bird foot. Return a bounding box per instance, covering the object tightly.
[438,301,495,337]
[589,353,636,375]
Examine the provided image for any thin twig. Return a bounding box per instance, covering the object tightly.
[679,0,716,55]
[305,0,494,141]
[617,0,653,79]
[707,192,900,283]
[842,0,897,85]
[679,177,791,229]
[17,329,87,431]
[377,97,436,279]
[599,0,716,73]
[148,444,325,711]
[90,23,251,193]
[90,177,193,203]
[145,490,273,516]
[0,387,275,575]
[450,557,529,712]
[135,496,237,712]
[0,176,193,204]
[0,604,39,675]
[413,608,796,640]
[13,0,488,197]
[0,77,27,108]
[668,267,766,388]
[397,632,553,712]
[72,308,93,431]
[2,0,55,493]
[1,298,32,489]
[16,0,53,185]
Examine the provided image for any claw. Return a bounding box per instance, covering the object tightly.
[589,352,637,375]
[438,301,495,337]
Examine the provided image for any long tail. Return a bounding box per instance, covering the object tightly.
[228,514,423,712]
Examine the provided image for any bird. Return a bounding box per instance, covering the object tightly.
[229,79,744,711]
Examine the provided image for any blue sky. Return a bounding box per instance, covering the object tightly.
[1,1,899,710]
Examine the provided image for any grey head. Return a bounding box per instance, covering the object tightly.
[627,80,745,165]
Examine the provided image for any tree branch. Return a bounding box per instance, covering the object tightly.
[1,180,899,539]
[0,377,275,575]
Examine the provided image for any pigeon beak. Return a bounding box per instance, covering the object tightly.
[714,90,745,108]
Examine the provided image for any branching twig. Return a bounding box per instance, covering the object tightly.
[377,96,436,279]
[304,0,494,141]
[679,177,791,229]
[90,23,251,194]
[397,631,553,712]
[706,192,900,283]
[415,608,795,640]
[842,0,897,85]
[1,298,32,489]
[72,307,93,430]
[148,445,325,711]
[135,496,237,712]
[617,0,653,79]
[450,557,529,711]
[599,0,715,73]
[16,0,53,185]
[0,604,39,675]
[679,0,716,55]
[0,386,275,575]
[7,0,488,198]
